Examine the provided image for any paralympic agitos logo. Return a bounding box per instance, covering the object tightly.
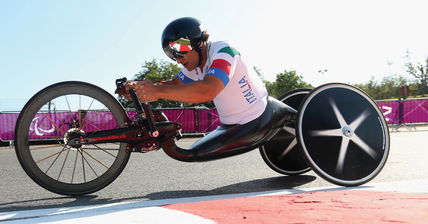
[30,117,55,136]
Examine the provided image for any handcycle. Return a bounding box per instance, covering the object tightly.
[14,78,390,195]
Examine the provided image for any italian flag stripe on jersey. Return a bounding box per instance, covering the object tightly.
[210,59,231,75]
[218,46,240,57]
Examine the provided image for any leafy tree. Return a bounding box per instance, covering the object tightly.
[355,75,411,100]
[265,70,313,98]
[354,53,428,100]
[355,78,378,98]
[134,59,180,82]
[405,53,428,95]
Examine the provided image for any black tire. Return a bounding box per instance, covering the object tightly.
[296,83,390,186]
[260,89,311,175]
[14,81,130,195]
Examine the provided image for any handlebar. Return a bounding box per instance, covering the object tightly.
[115,77,159,138]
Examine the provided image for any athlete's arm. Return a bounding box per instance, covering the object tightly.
[153,78,184,86]
[134,75,224,103]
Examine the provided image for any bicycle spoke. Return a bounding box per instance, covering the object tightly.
[87,98,95,111]
[79,98,95,131]
[35,145,68,164]
[81,149,109,169]
[71,149,79,184]
[92,144,118,158]
[78,111,83,131]
[80,149,87,182]
[30,144,64,151]
[81,151,99,178]
[39,113,66,135]
[57,147,72,180]
[82,120,104,132]
[44,146,69,174]
[65,96,76,126]
[79,113,94,131]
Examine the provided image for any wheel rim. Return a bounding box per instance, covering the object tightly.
[15,82,129,194]
[297,84,389,186]
[261,89,311,175]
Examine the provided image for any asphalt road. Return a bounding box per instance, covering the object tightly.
[1,129,427,213]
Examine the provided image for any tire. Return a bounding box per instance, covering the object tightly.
[260,89,311,175]
[14,81,130,195]
[296,83,390,186]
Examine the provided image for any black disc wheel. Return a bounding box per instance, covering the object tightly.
[14,81,130,195]
[260,89,311,175]
[296,83,390,186]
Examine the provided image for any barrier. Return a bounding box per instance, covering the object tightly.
[2,98,428,142]
[0,113,17,142]
[377,98,428,125]
[127,108,221,133]
[0,111,120,143]
[377,101,401,124]
[0,108,221,142]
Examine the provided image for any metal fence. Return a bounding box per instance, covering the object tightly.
[2,98,428,143]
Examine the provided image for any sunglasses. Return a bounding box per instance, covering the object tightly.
[164,38,193,61]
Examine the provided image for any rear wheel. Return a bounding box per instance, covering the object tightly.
[260,89,311,175]
[296,83,390,186]
[14,81,130,195]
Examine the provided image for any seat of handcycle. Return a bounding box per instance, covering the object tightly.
[186,96,297,161]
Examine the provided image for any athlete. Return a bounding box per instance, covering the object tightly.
[124,17,268,125]
[121,17,296,159]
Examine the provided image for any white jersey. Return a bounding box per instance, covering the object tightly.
[176,41,268,124]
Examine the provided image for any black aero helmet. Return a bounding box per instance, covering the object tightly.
[161,17,208,61]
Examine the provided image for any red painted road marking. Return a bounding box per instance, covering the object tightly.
[165,190,428,224]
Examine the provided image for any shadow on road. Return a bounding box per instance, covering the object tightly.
[0,175,316,213]
[145,175,317,200]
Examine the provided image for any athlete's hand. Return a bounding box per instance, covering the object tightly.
[121,80,149,101]
[118,81,135,101]
[134,81,160,102]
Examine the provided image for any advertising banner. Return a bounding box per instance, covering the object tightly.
[1,109,221,141]
[2,99,428,142]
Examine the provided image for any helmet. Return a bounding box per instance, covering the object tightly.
[161,17,208,61]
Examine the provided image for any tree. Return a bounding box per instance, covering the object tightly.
[405,53,428,95]
[354,78,378,98]
[355,75,411,100]
[265,70,313,98]
[134,59,180,82]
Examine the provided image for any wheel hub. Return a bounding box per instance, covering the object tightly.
[64,128,85,148]
[342,126,354,137]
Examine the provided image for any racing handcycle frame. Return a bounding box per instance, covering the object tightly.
[14,78,390,195]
